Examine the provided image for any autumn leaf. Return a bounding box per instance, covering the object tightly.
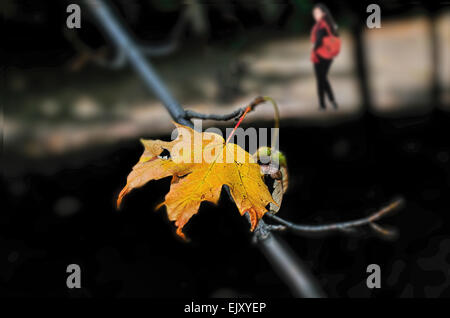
[117,123,275,239]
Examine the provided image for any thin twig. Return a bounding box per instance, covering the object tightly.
[184,96,266,121]
[184,107,246,121]
[138,6,188,57]
[64,28,127,70]
[264,197,405,237]
[65,4,188,70]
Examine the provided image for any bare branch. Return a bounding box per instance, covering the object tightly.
[184,96,266,121]
[265,197,405,237]
[138,6,188,57]
[246,214,326,298]
[64,28,127,70]
[184,107,246,121]
[369,222,398,239]
[65,3,188,70]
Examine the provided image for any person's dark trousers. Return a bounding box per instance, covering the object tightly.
[313,56,336,109]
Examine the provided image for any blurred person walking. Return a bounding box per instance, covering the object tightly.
[310,3,340,110]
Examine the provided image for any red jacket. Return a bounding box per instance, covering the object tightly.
[310,19,330,63]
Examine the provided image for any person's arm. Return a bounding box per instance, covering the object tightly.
[313,28,327,50]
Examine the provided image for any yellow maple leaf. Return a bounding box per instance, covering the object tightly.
[117,123,275,239]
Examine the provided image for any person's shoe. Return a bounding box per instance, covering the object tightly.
[331,100,338,109]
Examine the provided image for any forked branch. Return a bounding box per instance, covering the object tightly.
[264,197,405,238]
[186,98,405,240]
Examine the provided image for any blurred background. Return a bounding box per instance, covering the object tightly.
[2,0,450,297]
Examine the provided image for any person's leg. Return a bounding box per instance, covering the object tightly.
[314,60,327,109]
[322,59,338,108]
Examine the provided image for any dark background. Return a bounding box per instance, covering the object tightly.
[2,0,449,297]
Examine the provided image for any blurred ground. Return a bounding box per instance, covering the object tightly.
[367,13,450,112]
[4,14,450,159]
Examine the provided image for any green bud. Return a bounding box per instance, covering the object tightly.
[254,147,287,167]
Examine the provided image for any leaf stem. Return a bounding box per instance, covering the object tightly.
[225,106,252,144]
[262,96,280,151]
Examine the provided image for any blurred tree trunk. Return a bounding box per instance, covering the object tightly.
[350,16,373,111]
[427,10,441,109]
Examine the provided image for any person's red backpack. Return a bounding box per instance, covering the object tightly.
[317,23,341,59]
